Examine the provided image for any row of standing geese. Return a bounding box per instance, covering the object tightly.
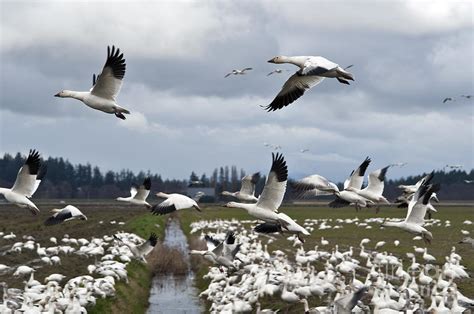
[0,148,441,246]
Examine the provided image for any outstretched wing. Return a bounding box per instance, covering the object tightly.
[328,196,350,208]
[240,172,260,196]
[363,166,389,195]
[150,199,176,215]
[256,153,288,212]
[346,157,371,190]
[11,150,42,197]
[134,177,151,201]
[90,45,126,100]
[44,209,72,226]
[263,72,324,111]
[137,233,158,257]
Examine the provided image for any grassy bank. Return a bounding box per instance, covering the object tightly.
[176,204,474,311]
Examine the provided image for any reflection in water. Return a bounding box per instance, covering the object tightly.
[147,219,203,314]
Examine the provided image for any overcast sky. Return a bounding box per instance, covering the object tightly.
[0,0,473,181]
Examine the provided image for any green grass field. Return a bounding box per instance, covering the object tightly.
[176,204,474,312]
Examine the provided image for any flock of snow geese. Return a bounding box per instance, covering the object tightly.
[1,45,473,313]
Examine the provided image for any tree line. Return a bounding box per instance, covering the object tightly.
[0,152,473,201]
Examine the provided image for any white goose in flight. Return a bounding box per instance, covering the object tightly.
[114,233,157,263]
[55,45,130,120]
[264,56,354,111]
[345,166,391,212]
[116,177,152,208]
[222,172,260,202]
[224,67,253,78]
[0,150,46,214]
[225,153,289,227]
[44,205,87,225]
[382,172,439,244]
[150,192,201,215]
[329,157,373,210]
[292,174,339,198]
[190,231,241,269]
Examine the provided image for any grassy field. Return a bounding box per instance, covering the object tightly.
[0,201,166,314]
[176,204,474,312]
[1,201,473,313]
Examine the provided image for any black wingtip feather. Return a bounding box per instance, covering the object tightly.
[328,196,350,208]
[422,183,441,205]
[37,164,48,180]
[251,172,261,184]
[25,149,41,175]
[270,153,288,182]
[204,235,220,247]
[378,166,390,182]
[254,223,282,234]
[358,157,371,176]
[225,231,236,245]
[148,233,158,247]
[105,45,126,80]
[143,177,152,190]
[150,204,177,215]
[265,87,305,112]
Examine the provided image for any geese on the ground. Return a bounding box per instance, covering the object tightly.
[328,157,373,210]
[459,237,474,248]
[224,67,253,78]
[116,177,151,208]
[222,172,260,202]
[44,205,87,225]
[150,192,201,215]
[263,56,354,111]
[225,153,288,226]
[0,150,46,214]
[113,233,157,263]
[382,172,439,244]
[54,45,130,120]
[345,166,391,212]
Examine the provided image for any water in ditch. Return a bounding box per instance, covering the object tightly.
[147,219,203,313]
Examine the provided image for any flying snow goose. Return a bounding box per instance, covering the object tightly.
[54,45,130,120]
[150,192,201,215]
[113,233,157,263]
[191,231,241,269]
[0,149,46,214]
[44,205,87,225]
[292,174,339,198]
[396,173,435,208]
[254,212,310,242]
[222,172,260,202]
[224,67,253,78]
[382,172,439,244]
[328,157,372,210]
[267,69,288,76]
[263,56,354,111]
[224,153,288,226]
[346,166,391,212]
[116,177,151,207]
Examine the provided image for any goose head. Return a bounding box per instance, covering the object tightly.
[267,56,286,64]
[54,90,73,98]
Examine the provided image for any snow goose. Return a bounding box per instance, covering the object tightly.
[346,166,391,212]
[191,231,241,269]
[113,233,157,263]
[264,56,354,111]
[328,157,372,210]
[458,236,474,248]
[224,67,252,77]
[267,69,288,76]
[54,45,130,120]
[222,172,260,202]
[44,205,87,225]
[382,172,439,244]
[150,192,201,215]
[116,177,151,208]
[224,153,288,226]
[254,212,310,242]
[292,174,339,198]
[0,150,46,214]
